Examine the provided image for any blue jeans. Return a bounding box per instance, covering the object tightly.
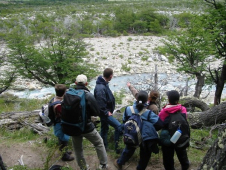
[100,115,123,152]
[53,123,70,142]
[117,144,153,170]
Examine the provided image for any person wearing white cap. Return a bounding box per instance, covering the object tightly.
[71,74,108,170]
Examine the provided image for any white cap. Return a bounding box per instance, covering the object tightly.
[76,74,87,84]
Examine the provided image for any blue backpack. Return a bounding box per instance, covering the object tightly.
[123,106,147,147]
[61,88,86,136]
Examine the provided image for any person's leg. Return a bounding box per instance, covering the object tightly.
[54,123,74,161]
[162,145,175,170]
[117,145,136,165]
[175,147,190,170]
[100,115,109,150]
[72,135,87,169]
[106,115,123,152]
[83,129,108,166]
[136,145,152,170]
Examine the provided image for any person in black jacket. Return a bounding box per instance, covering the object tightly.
[94,68,124,154]
[71,74,108,170]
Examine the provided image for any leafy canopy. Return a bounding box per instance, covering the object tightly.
[6,14,98,87]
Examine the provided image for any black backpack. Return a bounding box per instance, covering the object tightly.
[61,88,86,136]
[168,110,190,148]
[39,98,61,127]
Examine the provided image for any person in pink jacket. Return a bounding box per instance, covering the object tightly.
[159,90,190,170]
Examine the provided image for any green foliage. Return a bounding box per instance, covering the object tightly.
[121,63,131,72]
[127,37,133,41]
[102,56,107,60]
[114,89,126,105]
[123,30,128,36]
[9,165,31,170]
[158,15,213,74]
[141,56,149,61]
[5,14,98,87]
[0,127,39,142]
[173,12,195,28]
[0,94,51,113]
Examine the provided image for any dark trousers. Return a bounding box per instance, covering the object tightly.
[100,115,123,152]
[117,144,153,170]
[162,145,189,170]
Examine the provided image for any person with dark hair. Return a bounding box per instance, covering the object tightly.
[53,84,74,161]
[114,91,163,170]
[94,68,124,154]
[71,74,108,170]
[127,82,160,115]
[159,90,190,170]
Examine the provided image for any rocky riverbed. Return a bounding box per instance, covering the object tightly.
[3,36,226,104]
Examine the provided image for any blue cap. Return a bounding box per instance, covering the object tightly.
[177,129,182,133]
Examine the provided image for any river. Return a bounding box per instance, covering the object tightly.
[10,73,225,100]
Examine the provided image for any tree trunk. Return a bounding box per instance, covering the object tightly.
[184,78,189,96]
[193,74,205,99]
[214,63,226,105]
[197,124,226,170]
[180,97,210,112]
[154,64,158,91]
[188,102,226,129]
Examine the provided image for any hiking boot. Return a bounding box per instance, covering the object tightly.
[114,159,122,170]
[67,151,73,155]
[61,152,74,161]
[116,148,121,154]
[99,164,108,170]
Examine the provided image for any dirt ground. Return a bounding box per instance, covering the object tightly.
[0,139,198,170]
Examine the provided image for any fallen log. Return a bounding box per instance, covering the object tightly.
[180,97,210,111]
[0,110,50,134]
[188,102,226,129]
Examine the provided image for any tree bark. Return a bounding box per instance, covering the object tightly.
[197,124,226,170]
[154,64,158,91]
[181,97,210,112]
[214,63,226,105]
[193,74,205,99]
[188,102,226,129]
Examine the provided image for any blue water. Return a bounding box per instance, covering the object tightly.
[11,73,225,99]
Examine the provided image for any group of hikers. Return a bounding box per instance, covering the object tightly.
[49,68,190,170]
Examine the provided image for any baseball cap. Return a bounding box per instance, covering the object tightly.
[76,74,87,84]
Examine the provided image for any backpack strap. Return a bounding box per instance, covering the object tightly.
[130,106,135,114]
[138,109,147,116]
[147,110,151,120]
[49,97,54,104]
[129,106,147,116]
[50,100,61,107]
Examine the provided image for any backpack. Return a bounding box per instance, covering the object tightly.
[123,106,147,147]
[39,98,61,127]
[168,110,190,148]
[61,88,86,136]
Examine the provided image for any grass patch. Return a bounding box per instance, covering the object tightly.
[0,94,53,114]
[0,127,40,143]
